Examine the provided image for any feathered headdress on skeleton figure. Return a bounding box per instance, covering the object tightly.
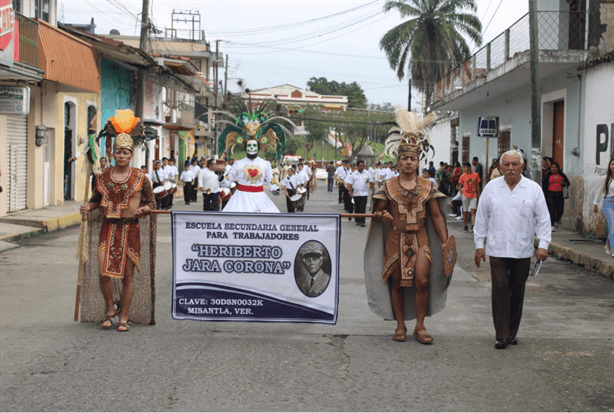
[384,106,438,160]
[215,99,296,165]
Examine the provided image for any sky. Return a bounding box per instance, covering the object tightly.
[58,0,530,108]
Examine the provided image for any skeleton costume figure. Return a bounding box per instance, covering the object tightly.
[364,108,452,345]
[216,100,295,213]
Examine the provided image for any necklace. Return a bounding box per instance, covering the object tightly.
[110,167,131,184]
[398,175,421,200]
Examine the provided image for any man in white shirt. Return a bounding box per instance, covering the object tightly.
[346,160,374,227]
[334,162,346,204]
[189,159,201,202]
[282,166,300,212]
[474,150,551,350]
[151,161,169,210]
[304,162,313,199]
[162,157,176,208]
[198,159,221,211]
[179,163,195,206]
[340,161,353,215]
[379,162,391,182]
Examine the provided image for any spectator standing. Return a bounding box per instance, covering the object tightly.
[593,158,614,257]
[474,150,551,349]
[458,162,481,233]
[428,161,436,178]
[488,158,502,182]
[472,156,483,190]
[450,161,462,197]
[326,161,336,192]
[542,162,570,231]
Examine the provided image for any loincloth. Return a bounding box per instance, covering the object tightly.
[383,226,431,287]
[98,217,140,278]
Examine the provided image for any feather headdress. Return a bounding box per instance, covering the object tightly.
[216,99,296,165]
[384,106,438,159]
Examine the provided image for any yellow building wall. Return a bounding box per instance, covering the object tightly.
[0,115,7,216]
[41,83,100,207]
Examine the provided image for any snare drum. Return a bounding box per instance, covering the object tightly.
[290,193,306,209]
[220,188,232,201]
[296,186,306,195]
[153,186,167,199]
[171,183,177,194]
[164,181,172,193]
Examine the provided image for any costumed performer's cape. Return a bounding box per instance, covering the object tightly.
[363,193,450,321]
[79,209,157,325]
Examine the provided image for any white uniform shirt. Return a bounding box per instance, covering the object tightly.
[189,164,201,177]
[180,170,195,183]
[198,168,220,193]
[380,167,391,181]
[334,166,347,181]
[163,165,175,181]
[145,173,153,186]
[297,168,309,185]
[170,165,179,180]
[346,170,373,197]
[151,168,168,184]
[474,176,551,258]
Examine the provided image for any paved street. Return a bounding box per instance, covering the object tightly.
[1,186,613,411]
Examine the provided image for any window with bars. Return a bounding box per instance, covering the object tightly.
[498,130,511,157]
[462,135,470,163]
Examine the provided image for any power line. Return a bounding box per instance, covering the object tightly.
[471,0,503,53]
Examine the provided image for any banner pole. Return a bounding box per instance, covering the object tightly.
[148,210,376,218]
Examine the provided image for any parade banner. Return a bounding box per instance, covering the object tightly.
[171,211,340,324]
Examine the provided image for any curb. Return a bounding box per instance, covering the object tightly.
[1,212,83,232]
[0,227,43,243]
[536,239,614,280]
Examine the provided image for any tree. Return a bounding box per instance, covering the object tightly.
[379,0,482,112]
[301,105,394,161]
[306,77,368,109]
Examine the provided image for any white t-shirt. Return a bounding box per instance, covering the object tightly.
[346,170,373,197]
[180,170,195,183]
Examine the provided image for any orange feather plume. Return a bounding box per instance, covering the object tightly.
[109,109,140,134]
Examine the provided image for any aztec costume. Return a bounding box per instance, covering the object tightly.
[79,111,158,325]
[364,108,453,321]
[215,100,295,213]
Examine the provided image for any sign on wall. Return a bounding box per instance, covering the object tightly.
[0,86,30,115]
[477,116,499,138]
[171,211,340,324]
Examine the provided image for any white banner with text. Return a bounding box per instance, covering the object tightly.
[171,211,340,324]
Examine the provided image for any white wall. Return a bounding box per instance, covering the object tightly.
[582,63,614,220]
[426,118,453,167]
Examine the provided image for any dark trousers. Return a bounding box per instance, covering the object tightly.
[489,257,531,340]
[306,181,310,199]
[343,186,353,214]
[183,181,193,205]
[452,199,462,216]
[191,184,198,202]
[328,175,334,192]
[285,194,295,213]
[546,191,564,226]
[203,192,220,211]
[353,195,367,223]
[338,183,344,203]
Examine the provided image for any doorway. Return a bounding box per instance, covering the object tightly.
[63,101,76,201]
[552,101,565,166]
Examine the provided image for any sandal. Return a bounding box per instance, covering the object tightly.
[392,327,407,342]
[117,322,130,332]
[413,329,433,345]
[101,313,116,330]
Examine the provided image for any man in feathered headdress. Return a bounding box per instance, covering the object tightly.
[364,108,453,345]
[78,110,157,332]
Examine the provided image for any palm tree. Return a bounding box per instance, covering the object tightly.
[380,0,483,112]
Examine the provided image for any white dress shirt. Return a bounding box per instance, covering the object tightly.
[474,176,551,258]
[163,165,175,181]
[297,168,309,185]
[380,167,391,181]
[334,166,347,181]
[189,164,201,177]
[198,168,220,193]
[346,170,373,197]
[151,168,168,184]
[180,170,195,183]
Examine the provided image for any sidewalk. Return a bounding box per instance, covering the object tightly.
[2,196,613,279]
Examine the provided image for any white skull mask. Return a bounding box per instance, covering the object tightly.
[246,139,258,156]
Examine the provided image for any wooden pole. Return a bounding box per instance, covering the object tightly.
[529,0,541,183]
[148,210,376,218]
[74,163,91,321]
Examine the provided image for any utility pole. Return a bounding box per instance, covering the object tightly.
[224,54,228,101]
[529,0,541,183]
[213,40,220,157]
[136,0,151,120]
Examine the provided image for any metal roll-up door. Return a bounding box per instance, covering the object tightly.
[6,115,28,212]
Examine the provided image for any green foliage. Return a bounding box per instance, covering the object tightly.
[306,77,368,109]
[379,0,482,110]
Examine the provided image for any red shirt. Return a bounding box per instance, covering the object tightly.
[459,172,480,198]
[548,174,564,192]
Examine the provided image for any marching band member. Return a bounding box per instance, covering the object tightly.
[334,161,347,205]
[151,161,168,210]
[346,160,374,227]
[179,163,195,206]
[189,159,201,203]
[198,159,221,211]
